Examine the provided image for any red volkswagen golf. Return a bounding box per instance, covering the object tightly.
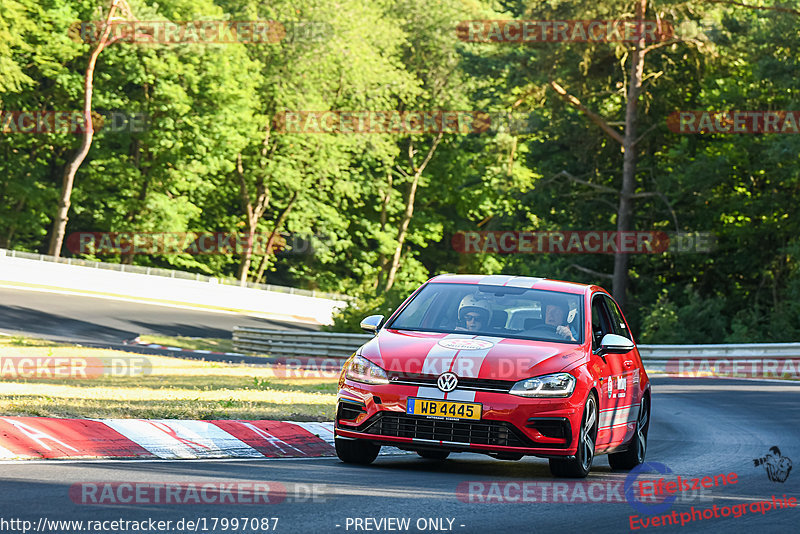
[334,274,651,478]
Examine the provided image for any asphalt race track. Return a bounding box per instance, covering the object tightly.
[0,376,797,533]
[0,287,316,345]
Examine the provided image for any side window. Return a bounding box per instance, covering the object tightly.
[603,296,631,340]
[430,289,467,329]
[590,296,613,350]
[395,287,438,329]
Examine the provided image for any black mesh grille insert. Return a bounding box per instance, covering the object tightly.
[337,401,366,421]
[527,418,568,439]
[524,417,571,448]
[363,413,531,448]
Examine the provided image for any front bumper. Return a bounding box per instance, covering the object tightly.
[335,380,584,457]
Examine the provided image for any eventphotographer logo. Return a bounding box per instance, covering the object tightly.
[625,462,718,515]
[753,447,793,483]
[630,495,797,530]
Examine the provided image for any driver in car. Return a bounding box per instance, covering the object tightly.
[544,301,579,341]
[456,294,491,332]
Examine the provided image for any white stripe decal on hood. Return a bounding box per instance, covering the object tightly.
[416,334,463,401]
[446,335,502,379]
[420,334,462,376]
[444,389,476,402]
[414,335,504,403]
[443,335,504,402]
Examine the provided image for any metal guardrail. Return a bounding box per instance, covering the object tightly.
[0,248,345,300]
[637,343,800,359]
[233,328,370,358]
[232,328,800,363]
[637,343,800,373]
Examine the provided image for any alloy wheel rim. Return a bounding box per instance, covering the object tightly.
[581,396,596,471]
[636,397,648,463]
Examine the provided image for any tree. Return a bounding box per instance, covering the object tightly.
[48,0,137,257]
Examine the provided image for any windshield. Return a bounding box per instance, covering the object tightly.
[388,283,583,344]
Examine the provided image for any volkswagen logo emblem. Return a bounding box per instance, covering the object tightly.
[437,372,458,393]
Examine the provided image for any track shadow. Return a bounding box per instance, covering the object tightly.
[0,304,317,345]
[0,305,135,343]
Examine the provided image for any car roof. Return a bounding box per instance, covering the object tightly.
[427,274,589,295]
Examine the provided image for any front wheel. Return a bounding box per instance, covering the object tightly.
[549,393,598,478]
[609,395,649,470]
[335,438,380,465]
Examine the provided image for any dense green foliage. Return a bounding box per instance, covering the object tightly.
[1,0,798,342]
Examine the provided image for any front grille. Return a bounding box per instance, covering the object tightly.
[363,413,531,448]
[387,373,514,393]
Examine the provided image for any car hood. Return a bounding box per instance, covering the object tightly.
[358,329,585,382]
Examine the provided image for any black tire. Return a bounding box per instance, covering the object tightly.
[335,438,380,465]
[609,395,649,470]
[549,393,598,478]
[417,450,450,460]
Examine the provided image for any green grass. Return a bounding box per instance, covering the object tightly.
[137,334,236,353]
[0,337,337,420]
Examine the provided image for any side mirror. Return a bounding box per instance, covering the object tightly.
[599,333,635,355]
[360,314,385,334]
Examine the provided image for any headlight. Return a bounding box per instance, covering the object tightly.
[345,355,389,385]
[509,372,576,398]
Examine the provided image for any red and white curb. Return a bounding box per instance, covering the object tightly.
[0,417,412,460]
[0,417,408,460]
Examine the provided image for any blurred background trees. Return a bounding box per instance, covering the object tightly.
[1,0,798,342]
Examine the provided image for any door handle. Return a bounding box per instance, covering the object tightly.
[624,360,634,368]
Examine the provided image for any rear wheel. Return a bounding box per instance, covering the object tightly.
[335,438,380,465]
[417,450,450,460]
[549,393,598,478]
[609,395,649,470]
